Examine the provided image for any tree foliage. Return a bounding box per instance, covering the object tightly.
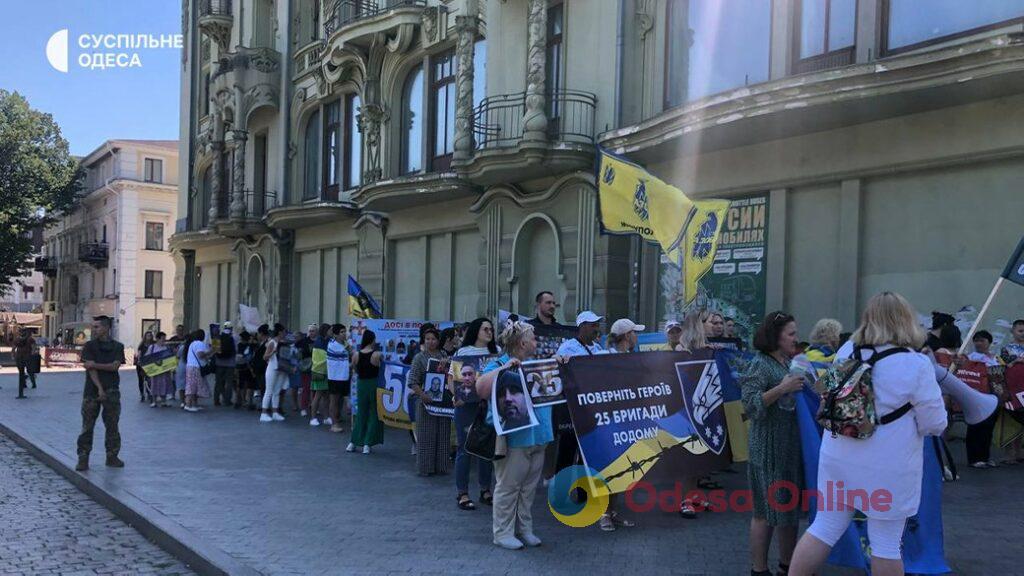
[0,90,81,296]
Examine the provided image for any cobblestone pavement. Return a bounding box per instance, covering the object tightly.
[0,433,194,576]
[0,369,1021,575]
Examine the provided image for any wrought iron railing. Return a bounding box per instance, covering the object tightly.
[294,40,325,76]
[244,190,279,218]
[324,0,426,36]
[78,243,109,267]
[473,90,597,150]
[34,256,58,277]
[199,0,232,17]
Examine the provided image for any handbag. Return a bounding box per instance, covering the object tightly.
[465,402,506,462]
[191,347,216,377]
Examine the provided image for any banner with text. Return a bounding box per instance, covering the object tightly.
[349,319,454,364]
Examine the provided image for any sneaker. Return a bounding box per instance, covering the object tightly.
[987,460,998,468]
[310,419,321,427]
[362,445,371,455]
[105,456,125,468]
[330,425,344,433]
[260,413,273,423]
[493,536,524,550]
[346,443,356,452]
[301,409,308,417]
[970,461,988,469]
[679,500,698,519]
[599,514,616,531]
[411,445,417,455]
[610,511,635,527]
[150,402,157,408]
[75,458,89,472]
[323,418,334,426]
[518,532,542,547]
[272,413,285,422]
[184,406,199,413]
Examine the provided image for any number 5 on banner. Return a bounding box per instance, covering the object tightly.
[382,363,407,413]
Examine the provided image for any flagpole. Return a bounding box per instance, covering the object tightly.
[956,277,1005,357]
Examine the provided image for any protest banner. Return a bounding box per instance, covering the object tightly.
[239,303,261,332]
[520,358,565,406]
[44,346,82,367]
[449,354,498,407]
[348,318,454,364]
[498,310,576,359]
[422,358,454,418]
[559,350,730,494]
[1005,364,1024,413]
[377,361,414,430]
[491,369,539,435]
[209,323,221,354]
[715,348,752,463]
[139,347,177,378]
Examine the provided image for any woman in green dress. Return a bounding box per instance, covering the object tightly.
[741,311,806,576]
[348,329,384,455]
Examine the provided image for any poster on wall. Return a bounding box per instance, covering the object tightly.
[659,193,769,342]
[348,319,454,364]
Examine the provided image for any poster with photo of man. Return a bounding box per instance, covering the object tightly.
[519,358,565,406]
[491,369,539,435]
[449,354,498,406]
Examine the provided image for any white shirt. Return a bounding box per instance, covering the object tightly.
[819,344,947,519]
[556,338,605,357]
[186,341,209,368]
[326,340,351,381]
[265,339,279,372]
[968,351,1000,367]
[455,345,498,357]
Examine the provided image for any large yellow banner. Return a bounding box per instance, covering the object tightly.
[598,149,729,304]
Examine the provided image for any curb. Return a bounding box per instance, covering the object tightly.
[0,420,261,576]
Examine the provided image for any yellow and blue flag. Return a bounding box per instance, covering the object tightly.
[348,275,382,319]
[139,347,177,378]
[597,149,729,304]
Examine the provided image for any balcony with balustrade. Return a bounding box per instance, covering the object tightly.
[210,47,282,114]
[77,243,109,268]
[455,90,598,185]
[34,256,58,277]
[198,0,233,50]
[216,190,280,237]
[323,0,426,48]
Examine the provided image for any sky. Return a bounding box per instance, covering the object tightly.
[0,0,181,156]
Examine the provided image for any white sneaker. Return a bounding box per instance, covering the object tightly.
[493,536,524,550]
[518,533,542,547]
[150,402,157,408]
[323,418,333,426]
[260,413,272,423]
[411,445,418,455]
[301,409,308,417]
[272,413,285,422]
[185,406,199,413]
[346,443,356,452]
[362,445,371,455]
[310,418,321,427]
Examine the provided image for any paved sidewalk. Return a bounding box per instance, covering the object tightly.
[0,433,194,575]
[0,370,1019,575]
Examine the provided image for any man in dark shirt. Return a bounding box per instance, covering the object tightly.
[76,316,126,472]
[13,329,37,398]
[527,291,570,329]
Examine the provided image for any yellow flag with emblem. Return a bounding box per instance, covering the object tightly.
[598,149,729,304]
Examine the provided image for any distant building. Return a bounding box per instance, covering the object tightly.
[1,227,45,313]
[41,139,179,349]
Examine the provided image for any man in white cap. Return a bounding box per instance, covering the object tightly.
[555,311,606,358]
[607,318,646,353]
[654,320,682,351]
[213,321,237,407]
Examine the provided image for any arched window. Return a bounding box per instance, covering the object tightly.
[303,109,321,200]
[323,100,341,199]
[401,65,424,174]
[344,93,362,189]
[430,51,456,170]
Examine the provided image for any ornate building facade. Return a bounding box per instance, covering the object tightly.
[174,0,1024,335]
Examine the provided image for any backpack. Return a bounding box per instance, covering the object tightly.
[815,346,913,439]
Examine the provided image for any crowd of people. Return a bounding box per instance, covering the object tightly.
[68,287,1024,575]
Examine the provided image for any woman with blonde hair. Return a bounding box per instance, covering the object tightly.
[789,292,948,576]
[792,319,843,380]
[675,312,708,352]
[477,321,552,550]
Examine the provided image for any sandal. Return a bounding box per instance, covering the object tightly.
[679,499,698,519]
[457,493,476,510]
[479,490,493,506]
[610,511,635,527]
[697,477,722,490]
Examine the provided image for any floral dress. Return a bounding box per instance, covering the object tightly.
[740,352,803,527]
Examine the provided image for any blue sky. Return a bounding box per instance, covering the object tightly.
[0,1,181,156]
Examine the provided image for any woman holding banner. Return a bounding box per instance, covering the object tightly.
[146,332,174,407]
[477,321,551,550]
[459,317,501,356]
[741,311,805,576]
[348,330,384,454]
[452,321,497,510]
[790,292,948,576]
[408,327,452,476]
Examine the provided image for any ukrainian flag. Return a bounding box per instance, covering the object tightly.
[348,275,382,319]
[597,149,729,304]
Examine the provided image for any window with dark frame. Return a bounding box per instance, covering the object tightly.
[303,109,321,200]
[883,0,1024,55]
[430,50,456,171]
[546,2,564,122]
[402,65,425,175]
[795,0,856,73]
[144,158,163,183]
[145,222,164,251]
[141,319,161,338]
[323,100,341,200]
[144,270,163,299]
[344,93,362,190]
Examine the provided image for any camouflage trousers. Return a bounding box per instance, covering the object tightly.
[76,390,121,459]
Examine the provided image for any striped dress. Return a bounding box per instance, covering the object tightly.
[409,349,451,475]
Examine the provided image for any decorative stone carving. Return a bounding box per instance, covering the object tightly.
[230,130,248,220]
[359,104,388,184]
[421,6,440,47]
[453,14,476,160]
[209,140,224,222]
[522,0,548,141]
[635,0,654,40]
[181,0,190,66]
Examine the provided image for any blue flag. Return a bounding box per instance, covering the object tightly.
[795,386,950,573]
[348,275,382,319]
[1001,235,1024,287]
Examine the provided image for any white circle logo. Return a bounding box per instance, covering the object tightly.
[46,29,69,73]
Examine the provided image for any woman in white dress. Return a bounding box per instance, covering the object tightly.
[790,292,948,576]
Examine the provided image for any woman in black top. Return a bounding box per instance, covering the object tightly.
[348,330,383,454]
[136,332,155,402]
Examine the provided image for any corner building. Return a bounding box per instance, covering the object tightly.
[174,0,1024,335]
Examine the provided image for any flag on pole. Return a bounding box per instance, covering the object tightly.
[348,275,382,319]
[1001,235,1024,287]
[596,148,729,304]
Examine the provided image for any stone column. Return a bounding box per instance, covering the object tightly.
[453,13,477,160]
[209,141,224,222]
[522,0,548,142]
[230,129,247,219]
